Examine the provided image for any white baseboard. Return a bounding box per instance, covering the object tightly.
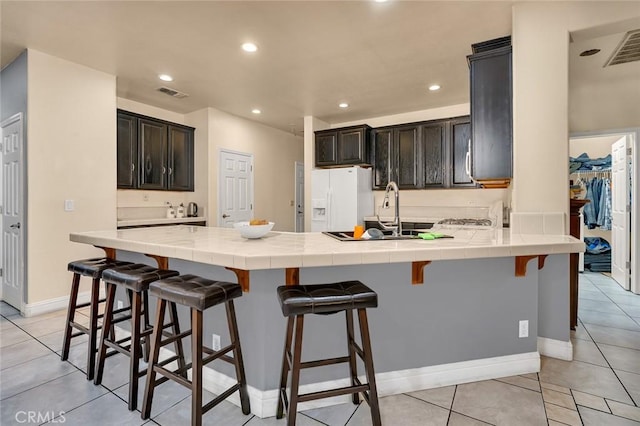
[22,288,106,317]
[200,351,540,418]
[538,337,573,361]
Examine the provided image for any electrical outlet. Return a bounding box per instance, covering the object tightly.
[212,334,221,351]
[519,320,529,338]
[117,300,124,310]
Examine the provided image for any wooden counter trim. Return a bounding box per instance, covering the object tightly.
[96,246,116,260]
[411,261,432,284]
[145,254,169,270]
[285,268,300,286]
[226,267,250,292]
[515,255,548,277]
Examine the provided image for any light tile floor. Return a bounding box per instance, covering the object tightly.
[1,271,639,425]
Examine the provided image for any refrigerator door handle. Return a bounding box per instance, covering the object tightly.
[326,189,332,230]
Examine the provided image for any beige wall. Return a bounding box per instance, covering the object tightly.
[27,49,117,304]
[208,108,304,231]
[512,2,640,218]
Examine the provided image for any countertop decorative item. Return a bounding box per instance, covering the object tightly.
[233,221,274,239]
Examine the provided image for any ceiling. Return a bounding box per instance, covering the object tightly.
[1,1,638,135]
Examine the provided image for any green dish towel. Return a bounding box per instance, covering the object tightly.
[417,232,453,240]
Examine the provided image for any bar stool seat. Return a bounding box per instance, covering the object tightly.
[276,280,381,426]
[142,275,250,426]
[61,257,133,380]
[95,263,181,411]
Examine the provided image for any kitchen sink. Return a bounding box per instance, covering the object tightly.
[323,229,427,241]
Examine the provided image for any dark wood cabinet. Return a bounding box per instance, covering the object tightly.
[117,113,138,189]
[139,118,168,190]
[117,110,194,191]
[315,131,338,166]
[371,117,475,190]
[421,122,445,188]
[372,124,420,189]
[468,36,512,187]
[315,125,370,167]
[167,125,194,191]
[450,117,475,187]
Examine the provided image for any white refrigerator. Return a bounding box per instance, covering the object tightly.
[311,166,373,232]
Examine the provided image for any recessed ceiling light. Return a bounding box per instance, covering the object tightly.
[251,109,262,114]
[374,0,388,3]
[242,43,258,52]
[339,103,349,108]
[579,49,601,57]
[158,74,173,82]
[428,84,441,91]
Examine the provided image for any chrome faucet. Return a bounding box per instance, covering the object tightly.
[376,181,402,237]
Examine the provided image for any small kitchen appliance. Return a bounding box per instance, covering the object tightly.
[187,202,198,217]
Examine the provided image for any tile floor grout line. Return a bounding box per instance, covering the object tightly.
[448,409,494,425]
[0,369,78,403]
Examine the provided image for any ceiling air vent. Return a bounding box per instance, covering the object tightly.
[156,86,189,99]
[605,29,640,66]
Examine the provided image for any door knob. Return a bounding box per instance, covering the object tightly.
[10,223,21,229]
[222,214,230,219]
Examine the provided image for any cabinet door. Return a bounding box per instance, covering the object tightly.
[421,122,445,187]
[469,46,512,181]
[372,128,393,189]
[338,127,367,164]
[451,118,475,187]
[315,131,338,167]
[396,125,420,189]
[138,118,167,190]
[168,125,194,191]
[117,112,138,189]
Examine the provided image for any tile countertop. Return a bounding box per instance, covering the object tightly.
[117,217,206,227]
[70,225,584,271]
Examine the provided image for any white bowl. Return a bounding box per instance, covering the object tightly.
[233,221,274,239]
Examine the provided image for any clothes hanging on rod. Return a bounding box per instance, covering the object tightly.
[572,171,612,230]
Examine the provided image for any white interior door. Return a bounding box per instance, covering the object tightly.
[295,162,304,232]
[611,136,630,290]
[218,150,253,227]
[2,113,24,309]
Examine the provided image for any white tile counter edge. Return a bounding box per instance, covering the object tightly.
[117,217,206,227]
[70,225,584,270]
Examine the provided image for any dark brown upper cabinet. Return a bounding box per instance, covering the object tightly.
[315,125,371,167]
[117,113,138,189]
[450,116,475,187]
[117,110,195,191]
[371,116,476,190]
[372,124,421,189]
[467,36,512,188]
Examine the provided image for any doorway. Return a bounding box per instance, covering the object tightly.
[1,113,25,309]
[217,149,254,227]
[570,130,638,294]
[294,162,305,232]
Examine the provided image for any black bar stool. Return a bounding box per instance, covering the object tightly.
[62,258,133,380]
[276,281,381,426]
[141,274,251,426]
[94,263,183,411]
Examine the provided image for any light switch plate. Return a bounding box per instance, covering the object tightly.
[64,199,75,212]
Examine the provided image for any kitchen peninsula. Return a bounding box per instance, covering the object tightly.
[70,225,583,417]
